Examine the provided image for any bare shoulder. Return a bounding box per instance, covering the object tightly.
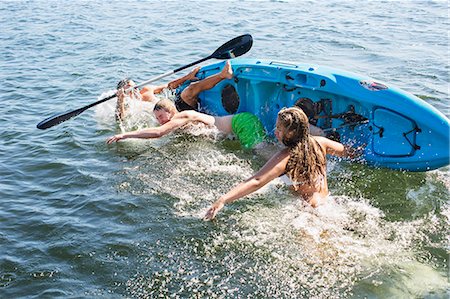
[254,148,290,179]
[313,136,326,142]
[277,147,290,158]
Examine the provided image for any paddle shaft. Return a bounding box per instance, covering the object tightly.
[135,56,210,89]
[86,56,213,111]
[74,56,212,108]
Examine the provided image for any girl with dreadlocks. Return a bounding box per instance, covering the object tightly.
[204,107,356,220]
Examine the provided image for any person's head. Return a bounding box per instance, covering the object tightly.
[276,107,310,147]
[117,78,136,90]
[276,107,326,188]
[293,98,316,121]
[153,99,177,125]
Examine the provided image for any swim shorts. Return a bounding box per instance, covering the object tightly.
[175,93,198,111]
[174,78,200,111]
[231,112,267,149]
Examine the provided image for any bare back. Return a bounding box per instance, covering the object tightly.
[287,136,346,207]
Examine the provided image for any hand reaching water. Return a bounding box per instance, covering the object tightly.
[203,199,225,221]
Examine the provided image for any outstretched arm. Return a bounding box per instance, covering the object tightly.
[106,117,189,144]
[106,111,216,144]
[137,84,169,102]
[141,84,168,96]
[204,149,290,220]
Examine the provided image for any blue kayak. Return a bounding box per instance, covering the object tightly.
[185,58,450,172]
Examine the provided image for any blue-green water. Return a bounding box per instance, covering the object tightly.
[1,0,449,297]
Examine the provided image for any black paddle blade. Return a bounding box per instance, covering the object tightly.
[211,34,253,59]
[37,93,117,130]
[37,107,87,129]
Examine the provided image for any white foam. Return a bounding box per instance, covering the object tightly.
[115,128,448,297]
[94,90,156,131]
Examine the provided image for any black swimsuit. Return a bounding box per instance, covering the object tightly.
[174,78,200,111]
[174,93,198,111]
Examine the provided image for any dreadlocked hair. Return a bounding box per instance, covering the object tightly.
[278,107,326,190]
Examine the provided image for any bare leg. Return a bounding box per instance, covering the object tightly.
[181,61,233,107]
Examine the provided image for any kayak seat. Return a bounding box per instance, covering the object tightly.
[221,84,240,114]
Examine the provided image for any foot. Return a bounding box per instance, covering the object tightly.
[220,61,233,79]
[187,66,200,80]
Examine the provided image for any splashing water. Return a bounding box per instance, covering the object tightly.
[91,82,449,298]
[124,192,448,297]
[113,138,449,298]
[94,90,157,132]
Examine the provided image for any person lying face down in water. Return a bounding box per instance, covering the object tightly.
[204,107,360,221]
[115,61,234,122]
[108,96,269,149]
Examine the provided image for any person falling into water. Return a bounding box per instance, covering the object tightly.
[204,107,360,220]
[115,61,232,122]
[107,61,268,150]
[108,61,328,151]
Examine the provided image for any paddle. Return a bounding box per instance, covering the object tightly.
[36,34,253,130]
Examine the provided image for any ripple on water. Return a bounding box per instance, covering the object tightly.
[1,0,449,297]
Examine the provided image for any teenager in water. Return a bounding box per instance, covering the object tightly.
[107,96,266,149]
[115,61,233,122]
[204,107,357,220]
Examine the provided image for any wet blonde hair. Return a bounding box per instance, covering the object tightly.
[153,98,177,114]
[278,107,326,189]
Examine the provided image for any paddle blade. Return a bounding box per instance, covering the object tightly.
[37,93,117,130]
[37,107,88,130]
[211,34,253,59]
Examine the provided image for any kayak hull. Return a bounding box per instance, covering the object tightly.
[188,58,449,172]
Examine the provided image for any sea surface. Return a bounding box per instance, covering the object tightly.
[1,0,449,298]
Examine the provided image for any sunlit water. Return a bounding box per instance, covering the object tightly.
[0,0,449,298]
